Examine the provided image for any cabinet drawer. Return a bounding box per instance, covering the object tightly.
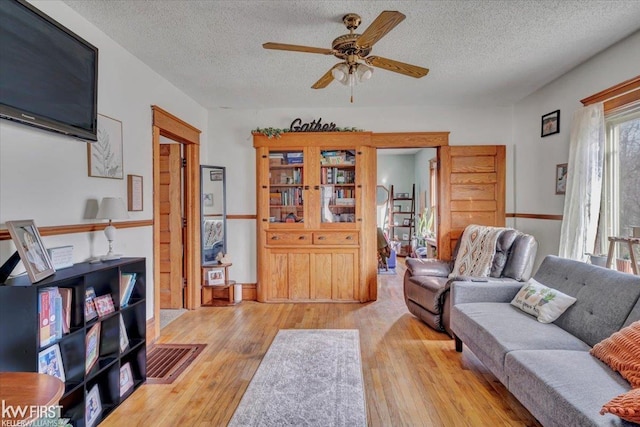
[313,232,359,245]
[266,231,312,245]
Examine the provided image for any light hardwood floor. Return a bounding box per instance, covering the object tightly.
[104,261,541,426]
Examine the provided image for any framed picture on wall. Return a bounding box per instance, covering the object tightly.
[556,163,568,195]
[88,114,124,179]
[541,110,560,137]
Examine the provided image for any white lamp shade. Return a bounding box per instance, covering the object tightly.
[356,64,373,82]
[331,64,350,85]
[96,197,129,220]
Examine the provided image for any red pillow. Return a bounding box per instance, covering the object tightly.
[591,321,640,387]
[601,388,640,424]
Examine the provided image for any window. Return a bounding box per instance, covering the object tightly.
[598,107,640,257]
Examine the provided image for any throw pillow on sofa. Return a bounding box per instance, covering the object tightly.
[591,321,640,388]
[510,279,577,323]
[600,388,640,424]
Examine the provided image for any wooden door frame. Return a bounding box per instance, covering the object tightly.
[151,106,201,341]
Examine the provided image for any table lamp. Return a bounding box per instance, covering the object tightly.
[96,197,129,260]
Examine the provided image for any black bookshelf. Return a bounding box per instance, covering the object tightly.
[0,258,146,427]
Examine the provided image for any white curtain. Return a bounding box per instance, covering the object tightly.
[558,104,605,260]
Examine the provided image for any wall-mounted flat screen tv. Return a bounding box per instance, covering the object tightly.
[0,0,98,141]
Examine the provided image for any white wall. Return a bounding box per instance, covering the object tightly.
[0,1,208,318]
[206,105,511,282]
[512,30,640,266]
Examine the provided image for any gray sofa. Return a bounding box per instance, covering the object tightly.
[404,228,538,336]
[451,255,640,427]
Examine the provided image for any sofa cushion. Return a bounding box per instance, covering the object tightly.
[406,276,448,314]
[532,256,640,347]
[504,350,633,427]
[451,303,591,384]
[510,279,577,323]
[502,233,537,281]
[490,229,517,278]
[601,388,640,424]
[591,321,640,387]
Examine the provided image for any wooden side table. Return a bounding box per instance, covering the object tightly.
[606,236,640,275]
[0,372,64,424]
[201,263,240,306]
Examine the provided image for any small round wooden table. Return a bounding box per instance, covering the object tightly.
[0,372,65,424]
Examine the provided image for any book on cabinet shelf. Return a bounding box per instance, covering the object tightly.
[120,272,137,308]
[85,287,98,321]
[39,287,64,346]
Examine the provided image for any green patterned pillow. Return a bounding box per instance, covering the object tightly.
[511,279,577,323]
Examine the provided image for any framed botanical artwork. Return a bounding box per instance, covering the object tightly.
[207,268,225,286]
[127,174,143,211]
[556,163,568,195]
[88,114,123,179]
[541,110,560,137]
[6,220,55,283]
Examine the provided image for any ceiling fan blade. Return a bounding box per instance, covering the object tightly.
[367,56,429,78]
[311,65,340,89]
[263,42,334,55]
[356,11,405,49]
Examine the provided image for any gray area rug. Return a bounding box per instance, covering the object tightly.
[228,329,367,427]
[159,308,187,329]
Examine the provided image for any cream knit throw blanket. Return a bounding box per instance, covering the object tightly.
[449,225,506,278]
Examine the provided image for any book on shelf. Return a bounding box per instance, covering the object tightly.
[119,362,134,397]
[94,294,115,317]
[85,322,101,373]
[85,384,102,427]
[85,287,98,321]
[38,343,65,382]
[120,273,137,308]
[119,314,129,353]
[39,287,63,346]
[59,288,72,334]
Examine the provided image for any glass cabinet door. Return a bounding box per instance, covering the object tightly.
[268,150,305,224]
[319,149,356,223]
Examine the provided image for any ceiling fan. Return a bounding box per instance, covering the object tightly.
[263,11,429,102]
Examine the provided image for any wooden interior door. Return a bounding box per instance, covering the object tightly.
[438,145,506,260]
[159,143,184,308]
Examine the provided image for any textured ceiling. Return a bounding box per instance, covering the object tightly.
[62,0,640,110]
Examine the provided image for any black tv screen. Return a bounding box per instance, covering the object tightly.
[0,0,98,141]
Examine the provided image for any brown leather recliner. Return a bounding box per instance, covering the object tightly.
[403,228,538,336]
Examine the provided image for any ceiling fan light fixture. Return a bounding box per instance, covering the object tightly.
[356,63,373,82]
[331,64,349,85]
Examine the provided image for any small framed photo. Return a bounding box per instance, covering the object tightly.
[127,174,143,211]
[38,343,65,382]
[203,193,214,207]
[556,163,568,195]
[396,193,409,199]
[402,233,410,241]
[403,218,411,226]
[207,268,225,286]
[86,384,102,427]
[541,110,560,137]
[6,220,55,283]
[119,362,134,397]
[210,170,223,181]
[393,205,401,212]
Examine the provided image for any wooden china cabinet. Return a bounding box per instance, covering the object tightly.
[253,132,377,303]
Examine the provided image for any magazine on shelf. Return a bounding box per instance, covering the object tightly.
[94,294,115,317]
[120,273,137,307]
[119,362,134,397]
[119,314,129,353]
[85,322,101,373]
[38,343,65,382]
[85,287,98,321]
[85,384,102,427]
